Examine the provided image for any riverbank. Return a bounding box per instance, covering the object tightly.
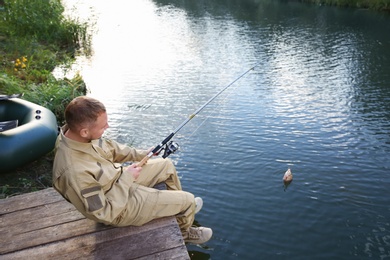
[299,0,390,12]
[0,0,90,198]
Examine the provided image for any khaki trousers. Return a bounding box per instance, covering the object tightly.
[115,158,195,233]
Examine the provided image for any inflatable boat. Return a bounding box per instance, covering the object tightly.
[0,95,58,173]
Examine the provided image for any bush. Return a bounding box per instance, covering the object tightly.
[3,0,90,55]
[0,0,91,122]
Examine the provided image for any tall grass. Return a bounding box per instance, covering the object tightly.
[1,72,87,124]
[3,0,91,55]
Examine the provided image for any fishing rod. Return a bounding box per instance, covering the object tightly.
[137,63,258,167]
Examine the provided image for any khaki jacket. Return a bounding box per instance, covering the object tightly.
[52,126,148,225]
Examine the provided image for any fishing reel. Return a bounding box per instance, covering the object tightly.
[162,141,179,158]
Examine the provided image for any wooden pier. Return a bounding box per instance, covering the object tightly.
[0,188,190,259]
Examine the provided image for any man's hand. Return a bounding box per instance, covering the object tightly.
[125,164,142,180]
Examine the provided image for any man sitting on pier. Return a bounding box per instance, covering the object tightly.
[52,96,212,244]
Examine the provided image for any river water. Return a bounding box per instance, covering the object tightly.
[61,0,390,259]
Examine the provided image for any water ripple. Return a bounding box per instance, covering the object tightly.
[63,0,390,259]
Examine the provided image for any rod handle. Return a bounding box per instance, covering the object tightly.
[137,154,151,167]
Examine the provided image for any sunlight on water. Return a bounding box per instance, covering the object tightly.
[61,0,206,101]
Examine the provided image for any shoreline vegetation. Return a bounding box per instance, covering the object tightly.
[0,0,91,198]
[298,0,390,12]
[0,0,388,199]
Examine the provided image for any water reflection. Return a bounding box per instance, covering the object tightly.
[61,0,390,259]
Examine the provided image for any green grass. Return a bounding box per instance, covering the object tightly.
[0,0,91,198]
[2,0,91,55]
[0,0,92,123]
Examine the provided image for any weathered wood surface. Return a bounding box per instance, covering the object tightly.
[0,188,190,260]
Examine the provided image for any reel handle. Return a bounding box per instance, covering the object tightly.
[136,140,179,167]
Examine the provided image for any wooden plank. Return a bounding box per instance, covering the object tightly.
[2,217,70,254]
[1,218,105,254]
[0,187,190,259]
[1,211,182,254]
[0,199,78,229]
[0,188,62,214]
[1,217,188,260]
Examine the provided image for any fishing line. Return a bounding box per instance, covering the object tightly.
[137,63,258,166]
[178,77,241,149]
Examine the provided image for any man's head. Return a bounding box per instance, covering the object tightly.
[65,96,109,141]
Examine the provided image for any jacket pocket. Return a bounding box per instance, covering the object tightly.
[81,186,104,212]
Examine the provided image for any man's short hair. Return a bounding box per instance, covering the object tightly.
[65,96,106,131]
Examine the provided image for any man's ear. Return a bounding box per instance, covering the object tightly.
[79,128,89,138]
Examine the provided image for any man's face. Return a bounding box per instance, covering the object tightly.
[86,112,109,140]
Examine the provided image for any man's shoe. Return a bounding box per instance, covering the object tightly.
[195,197,203,214]
[183,226,212,244]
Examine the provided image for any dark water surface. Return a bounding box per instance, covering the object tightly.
[62,0,390,259]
